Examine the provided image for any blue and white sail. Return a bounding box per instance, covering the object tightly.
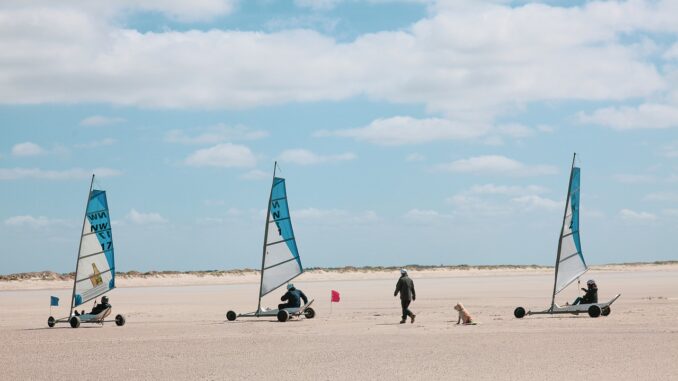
[554,164,588,295]
[73,185,115,308]
[260,176,303,297]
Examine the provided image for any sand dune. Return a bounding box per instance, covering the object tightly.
[1,265,677,380]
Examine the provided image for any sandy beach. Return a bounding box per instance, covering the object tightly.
[1,265,677,380]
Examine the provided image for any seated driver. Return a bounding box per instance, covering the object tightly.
[278,283,308,311]
[573,279,598,305]
[75,295,112,316]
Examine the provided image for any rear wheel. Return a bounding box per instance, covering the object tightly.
[588,305,601,318]
[115,314,126,326]
[277,310,289,322]
[601,306,611,317]
[304,307,316,319]
[69,316,81,328]
[47,316,56,328]
[514,307,526,319]
[226,311,237,321]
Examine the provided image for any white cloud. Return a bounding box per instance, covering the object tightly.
[74,138,117,149]
[434,155,557,177]
[294,0,342,11]
[165,124,268,145]
[0,0,237,23]
[79,116,125,127]
[619,208,657,222]
[447,182,558,216]
[294,208,378,224]
[466,183,549,196]
[295,0,428,12]
[4,215,72,228]
[0,1,669,119]
[511,195,561,211]
[579,103,678,130]
[405,153,425,162]
[11,142,46,156]
[196,217,225,225]
[661,142,678,158]
[241,169,270,180]
[446,194,512,216]
[203,199,225,206]
[536,124,556,133]
[612,173,656,184]
[643,192,678,202]
[126,209,167,224]
[496,123,533,138]
[662,208,678,217]
[0,167,122,180]
[278,149,356,165]
[403,208,453,223]
[318,117,485,146]
[184,143,257,168]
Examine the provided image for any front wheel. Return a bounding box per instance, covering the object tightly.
[277,310,289,322]
[226,311,237,321]
[115,314,126,326]
[601,306,611,317]
[304,307,316,319]
[69,316,81,328]
[588,305,601,318]
[47,316,56,328]
[514,307,526,319]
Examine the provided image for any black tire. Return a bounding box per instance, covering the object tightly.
[115,314,126,326]
[304,307,316,319]
[47,316,56,328]
[588,305,601,318]
[514,307,526,319]
[226,311,237,321]
[69,316,81,328]
[277,309,289,322]
[601,306,611,317]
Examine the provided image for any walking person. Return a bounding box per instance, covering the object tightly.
[394,269,416,324]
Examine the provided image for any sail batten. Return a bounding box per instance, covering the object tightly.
[553,165,588,295]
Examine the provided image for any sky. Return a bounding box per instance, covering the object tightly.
[1,0,678,274]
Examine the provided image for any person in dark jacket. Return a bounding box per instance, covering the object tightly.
[394,269,416,324]
[278,283,308,310]
[573,279,598,305]
[75,295,111,316]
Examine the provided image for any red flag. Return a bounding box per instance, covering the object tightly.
[331,290,340,303]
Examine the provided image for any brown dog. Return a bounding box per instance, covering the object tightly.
[454,303,474,325]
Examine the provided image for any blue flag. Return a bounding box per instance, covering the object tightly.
[50,296,59,306]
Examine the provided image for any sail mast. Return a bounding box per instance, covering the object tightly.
[550,153,576,310]
[256,162,277,314]
[70,174,95,316]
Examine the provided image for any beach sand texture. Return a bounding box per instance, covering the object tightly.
[1,266,677,380]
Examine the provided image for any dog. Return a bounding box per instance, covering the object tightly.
[454,303,474,325]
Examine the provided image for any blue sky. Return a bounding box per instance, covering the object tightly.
[1,0,678,273]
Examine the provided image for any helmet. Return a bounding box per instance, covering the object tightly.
[287,283,294,290]
[400,268,407,275]
[586,279,596,286]
[101,296,109,304]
